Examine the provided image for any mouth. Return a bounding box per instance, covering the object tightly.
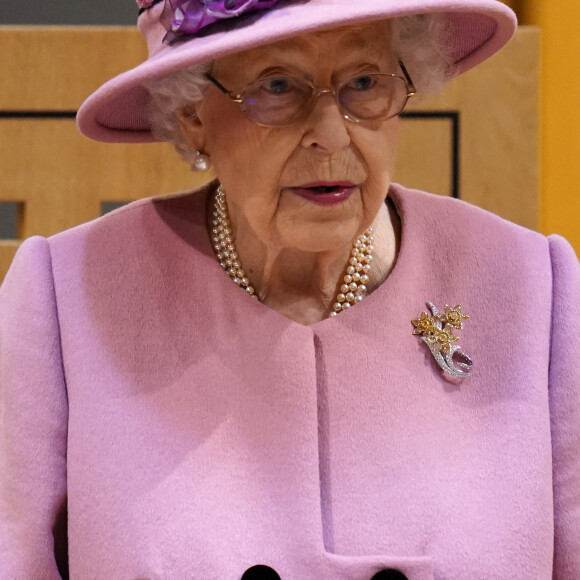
[287,182,356,206]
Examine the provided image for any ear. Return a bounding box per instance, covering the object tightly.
[176,102,206,152]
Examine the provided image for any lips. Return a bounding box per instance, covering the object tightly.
[288,181,356,206]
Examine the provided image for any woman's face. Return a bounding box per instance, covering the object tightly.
[181,21,400,253]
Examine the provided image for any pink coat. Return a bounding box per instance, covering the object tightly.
[0,183,579,579]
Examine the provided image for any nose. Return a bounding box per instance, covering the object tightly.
[300,91,351,153]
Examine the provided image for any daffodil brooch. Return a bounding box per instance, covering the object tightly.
[412,302,473,378]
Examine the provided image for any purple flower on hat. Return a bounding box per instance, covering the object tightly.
[164,0,280,42]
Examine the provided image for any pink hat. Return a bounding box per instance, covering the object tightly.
[77,0,517,143]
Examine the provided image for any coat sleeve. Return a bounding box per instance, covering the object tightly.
[0,237,68,579]
[548,235,580,580]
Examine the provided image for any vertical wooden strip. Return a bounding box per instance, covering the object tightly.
[521,3,580,252]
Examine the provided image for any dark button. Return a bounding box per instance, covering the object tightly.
[371,569,409,580]
[241,564,281,580]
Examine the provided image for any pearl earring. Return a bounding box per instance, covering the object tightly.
[192,150,211,171]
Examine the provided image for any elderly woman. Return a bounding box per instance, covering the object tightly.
[0,0,579,578]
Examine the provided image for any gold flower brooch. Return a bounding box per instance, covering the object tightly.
[412,302,473,378]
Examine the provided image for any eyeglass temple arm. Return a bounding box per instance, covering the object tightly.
[205,73,243,103]
[398,61,417,95]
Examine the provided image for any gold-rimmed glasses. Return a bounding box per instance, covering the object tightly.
[205,60,416,127]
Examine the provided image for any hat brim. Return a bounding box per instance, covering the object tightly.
[77,0,517,143]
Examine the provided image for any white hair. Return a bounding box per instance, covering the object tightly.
[145,14,454,163]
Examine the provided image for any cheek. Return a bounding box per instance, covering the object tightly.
[199,100,303,230]
[358,118,399,189]
[201,101,301,198]
[203,104,262,172]
[202,103,253,163]
[371,118,399,165]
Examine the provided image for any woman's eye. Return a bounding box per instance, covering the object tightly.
[348,75,376,91]
[261,78,293,94]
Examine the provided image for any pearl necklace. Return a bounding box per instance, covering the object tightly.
[211,185,374,318]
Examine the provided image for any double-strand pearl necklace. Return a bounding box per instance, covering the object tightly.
[211,185,374,318]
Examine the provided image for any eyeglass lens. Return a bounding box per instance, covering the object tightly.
[240,74,410,127]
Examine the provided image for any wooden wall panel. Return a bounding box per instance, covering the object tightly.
[393,118,454,197]
[0,27,147,110]
[0,242,20,281]
[0,26,210,284]
[0,119,206,238]
[395,26,540,230]
[0,26,540,283]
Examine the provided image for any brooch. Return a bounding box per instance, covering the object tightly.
[412,302,473,378]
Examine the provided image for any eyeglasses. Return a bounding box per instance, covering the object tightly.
[205,61,416,128]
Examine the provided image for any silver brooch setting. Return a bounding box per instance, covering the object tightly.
[412,302,473,378]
